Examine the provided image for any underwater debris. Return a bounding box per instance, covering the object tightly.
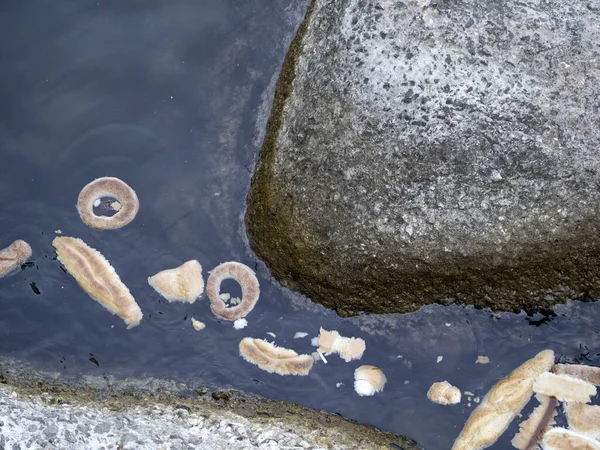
[77,177,139,230]
[191,318,205,330]
[147,260,204,303]
[311,350,328,364]
[354,365,387,397]
[477,356,490,364]
[511,394,557,450]
[542,427,600,450]
[533,372,596,403]
[553,363,600,386]
[206,262,259,320]
[452,349,555,450]
[0,240,32,278]
[317,327,365,362]
[52,236,142,328]
[239,337,314,376]
[317,350,327,363]
[565,402,600,439]
[427,381,461,405]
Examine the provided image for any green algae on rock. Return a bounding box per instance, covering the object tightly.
[245,0,600,316]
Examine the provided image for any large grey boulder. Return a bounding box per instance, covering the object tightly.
[246,0,600,316]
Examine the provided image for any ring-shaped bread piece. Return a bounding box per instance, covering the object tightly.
[207,262,260,320]
[77,177,139,230]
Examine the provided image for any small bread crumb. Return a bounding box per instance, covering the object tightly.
[476,355,490,364]
[427,381,461,405]
[191,318,205,331]
[233,318,248,330]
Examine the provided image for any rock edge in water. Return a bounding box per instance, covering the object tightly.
[245,0,600,316]
[0,357,419,450]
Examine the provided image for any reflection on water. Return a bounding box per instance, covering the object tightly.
[0,1,599,449]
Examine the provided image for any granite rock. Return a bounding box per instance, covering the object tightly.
[246,0,600,315]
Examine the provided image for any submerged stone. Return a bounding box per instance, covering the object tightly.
[246,0,600,315]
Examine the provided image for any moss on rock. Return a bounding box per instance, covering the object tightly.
[246,0,600,316]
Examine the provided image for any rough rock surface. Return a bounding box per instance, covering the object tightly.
[246,0,600,315]
[0,359,418,450]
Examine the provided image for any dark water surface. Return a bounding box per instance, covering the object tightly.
[1,1,599,449]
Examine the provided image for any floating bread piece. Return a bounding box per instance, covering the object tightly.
[452,349,555,450]
[477,356,490,364]
[427,381,461,405]
[147,260,204,303]
[0,240,32,278]
[52,236,142,328]
[77,177,139,230]
[533,372,596,403]
[191,318,205,330]
[511,394,558,450]
[542,428,600,450]
[553,363,600,386]
[239,337,314,376]
[317,327,365,362]
[206,262,259,320]
[354,365,387,396]
[233,318,247,330]
[565,403,600,439]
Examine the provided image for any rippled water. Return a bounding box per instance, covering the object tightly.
[1,1,599,449]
